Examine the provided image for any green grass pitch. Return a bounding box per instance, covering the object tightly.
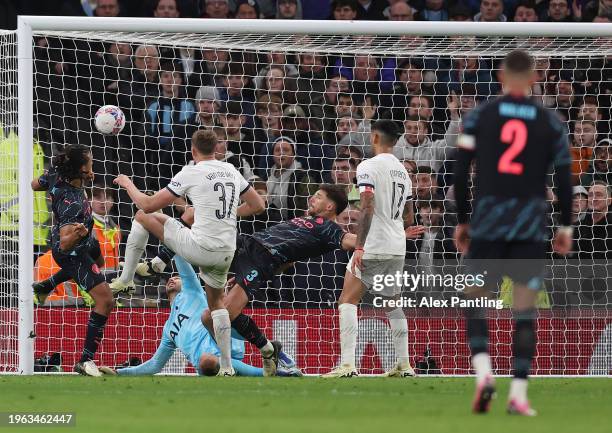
[1,376,609,433]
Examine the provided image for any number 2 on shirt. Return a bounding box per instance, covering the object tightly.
[498,119,527,175]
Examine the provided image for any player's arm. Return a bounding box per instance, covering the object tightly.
[113,174,176,213]
[174,255,206,303]
[31,178,47,191]
[114,338,176,376]
[237,185,266,217]
[402,198,426,239]
[59,223,88,252]
[31,168,55,191]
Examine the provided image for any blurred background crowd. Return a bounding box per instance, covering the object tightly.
[0,0,611,309]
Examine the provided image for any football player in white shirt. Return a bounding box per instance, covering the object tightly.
[323,119,420,378]
[113,129,265,376]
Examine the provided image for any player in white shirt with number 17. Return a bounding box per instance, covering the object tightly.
[323,120,418,378]
[114,129,265,377]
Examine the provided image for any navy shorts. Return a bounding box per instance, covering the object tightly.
[231,235,280,300]
[465,240,547,291]
[52,240,105,292]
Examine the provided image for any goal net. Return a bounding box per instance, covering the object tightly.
[3,18,612,375]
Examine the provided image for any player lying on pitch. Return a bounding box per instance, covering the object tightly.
[99,255,301,377]
[131,184,423,374]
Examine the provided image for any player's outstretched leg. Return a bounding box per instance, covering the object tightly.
[465,305,496,413]
[74,281,114,377]
[110,215,150,294]
[507,286,538,416]
[230,312,281,376]
[382,307,416,377]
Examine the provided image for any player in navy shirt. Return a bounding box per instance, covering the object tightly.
[454,51,573,416]
[31,145,114,377]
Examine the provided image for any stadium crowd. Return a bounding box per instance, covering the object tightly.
[1,0,612,308]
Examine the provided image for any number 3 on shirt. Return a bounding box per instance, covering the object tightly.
[498,119,527,175]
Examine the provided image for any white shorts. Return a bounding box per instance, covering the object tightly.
[347,254,405,297]
[163,218,234,289]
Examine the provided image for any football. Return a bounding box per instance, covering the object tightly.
[94,105,125,135]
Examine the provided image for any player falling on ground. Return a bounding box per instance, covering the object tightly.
[113,129,265,377]
[31,144,114,377]
[453,50,573,416]
[323,119,416,378]
[99,255,301,377]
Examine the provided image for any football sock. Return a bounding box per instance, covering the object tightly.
[513,309,536,381]
[231,313,270,350]
[386,307,410,368]
[118,220,148,283]
[211,309,232,371]
[465,307,491,382]
[80,311,107,363]
[339,303,358,367]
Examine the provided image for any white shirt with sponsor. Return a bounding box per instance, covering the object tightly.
[167,159,250,251]
[356,152,411,257]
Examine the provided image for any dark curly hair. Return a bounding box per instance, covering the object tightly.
[52,144,91,181]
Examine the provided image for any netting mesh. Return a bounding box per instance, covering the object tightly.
[0,30,18,372]
[1,26,612,374]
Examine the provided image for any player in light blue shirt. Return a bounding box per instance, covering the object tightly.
[100,255,299,376]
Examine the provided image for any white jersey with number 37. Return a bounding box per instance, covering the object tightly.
[356,153,411,257]
[166,159,250,251]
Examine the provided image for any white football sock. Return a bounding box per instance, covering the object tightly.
[118,220,149,283]
[211,309,232,371]
[151,256,167,273]
[509,378,528,403]
[339,303,358,367]
[386,307,409,368]
[472,352,493,384]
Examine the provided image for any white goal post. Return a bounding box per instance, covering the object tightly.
[8,17,612,375]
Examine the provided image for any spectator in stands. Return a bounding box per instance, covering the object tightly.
[407,94,445,140]
[253,94,283,155]
[388,0,414,20]
[220,62,256,128]
[266,136,319,219]
[336,115,361,144]
[337,203,360,234]
[334,55,385,96]
[555,71,577,121]
[202,0,231,17]
[438,55,499,97]
[457,82,478,117]
[281,104,328,172]
[577,95,608,136]
[331,0,360,19]
[578,181,612,259]
[213,127,254,179]
[512,0,539,20]
[219,100,256,166]
[413,166,444,203]
[95,0,120,17]
[153,0,180,17]
[407,200,458,296]
[355,0,388,19]
[337,145,365,165]
[194,86,220,128]
[276,0,303,18]
[448,2,473,20]
[295,53,328,106]
[185,49,230,98]
[532,56,556,108]
[257,64,296,105]
[416,0,449,20]
[330,155,359,203]
[145,64,195,188]
[570,120,598,184]
[593,14,611,22]
[474,0,507,21]
[571,185,589,224]
[238,177,283,234]
[544,0,572,21]
[394,111,460,171]
[235,0,260,17]
[581,139,612,187]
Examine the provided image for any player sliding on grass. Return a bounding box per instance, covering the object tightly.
[31,144,114,377]
[454,50,573,416]
[99,255,301,377]
[113,129,265,377]
[323,120,416,379]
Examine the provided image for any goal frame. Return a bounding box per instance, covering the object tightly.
[15,16,612,375]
